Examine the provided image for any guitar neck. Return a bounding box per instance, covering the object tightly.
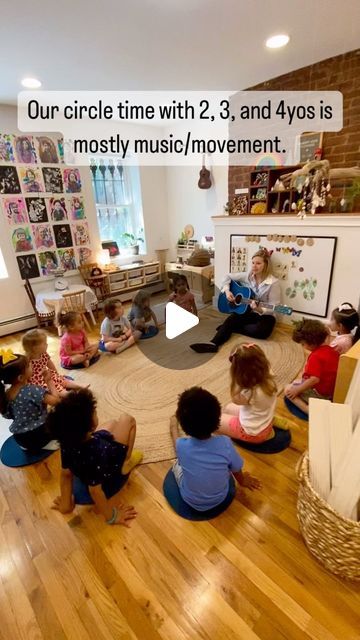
[240,296,277,311]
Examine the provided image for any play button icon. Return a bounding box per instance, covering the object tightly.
[165,302,199,339]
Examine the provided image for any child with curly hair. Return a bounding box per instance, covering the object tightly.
[285,319,340,415]
[170,387,261,512]
[47,389,142,526]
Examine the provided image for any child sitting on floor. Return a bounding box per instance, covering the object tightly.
[22,328,85,396]
[168,275,198,316]
[170,386,261,512]
[328,302,360,354]
[285,319,340,415]
[128,290,159,336]
[47,388,142,526]
[100,299,141,354]
[217,343,278,443]
[0,352,59,452]
[59,312,99,369]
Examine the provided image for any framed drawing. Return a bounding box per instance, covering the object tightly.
[299,132,323,164]
[230,234,337,317]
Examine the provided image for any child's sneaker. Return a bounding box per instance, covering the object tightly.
[122,449,143,474]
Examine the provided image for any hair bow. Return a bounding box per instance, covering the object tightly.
[0,348,17,365]
[338,302,353,312]
[229,342,256,362]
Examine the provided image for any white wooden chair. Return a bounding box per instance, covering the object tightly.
[61,289,92,331]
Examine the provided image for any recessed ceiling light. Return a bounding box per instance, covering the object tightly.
[21,77,42,89]
[266,34,290,49]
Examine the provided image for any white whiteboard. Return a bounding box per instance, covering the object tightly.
[230,234,337,317]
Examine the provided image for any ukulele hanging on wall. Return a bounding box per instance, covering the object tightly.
[198,154,211,189]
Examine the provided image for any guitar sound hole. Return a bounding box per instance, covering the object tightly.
[234,294,243,305]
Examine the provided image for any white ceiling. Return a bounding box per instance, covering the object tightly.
[1,0,360,104]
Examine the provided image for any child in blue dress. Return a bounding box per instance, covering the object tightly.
[0,352,59,452]
[47,388,142,526]
[170,386,261,512]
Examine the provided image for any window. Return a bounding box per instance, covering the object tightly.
[0,248,8,279]
[90,158,145,253]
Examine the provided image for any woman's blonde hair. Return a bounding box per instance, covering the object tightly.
[22,328,46,353]
[251,248,273,279]
[229,343,277,400]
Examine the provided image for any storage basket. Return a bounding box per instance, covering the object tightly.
[296,453,360,581]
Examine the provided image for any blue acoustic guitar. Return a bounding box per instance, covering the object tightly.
[218,281,293,316]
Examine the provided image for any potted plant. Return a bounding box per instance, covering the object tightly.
[346,179,360,213]
[121,229,144,256]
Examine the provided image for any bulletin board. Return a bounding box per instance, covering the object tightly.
[0,133,93,280]
[230,234,337,317]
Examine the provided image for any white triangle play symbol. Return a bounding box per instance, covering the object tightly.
[165,302,199,339]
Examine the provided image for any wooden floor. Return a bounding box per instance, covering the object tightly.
[1,315,360,640]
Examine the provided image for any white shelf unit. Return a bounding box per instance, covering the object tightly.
[105,261,162,298]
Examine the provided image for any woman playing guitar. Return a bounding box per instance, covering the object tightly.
[190,248,281,353]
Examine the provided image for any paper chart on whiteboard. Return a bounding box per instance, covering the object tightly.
[230,234,337,317]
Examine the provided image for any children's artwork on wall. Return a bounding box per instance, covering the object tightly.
[16,254,40,280]
[2,197,27,225]
[77,247,92,265]
[14,135,37,163]
[72,221,89,246]
[36,136,59,163]
[11,226,33,253]
[0,166,21,194]
[0,134,15,162]
[19,167,44,193]
[58,248,76,271]
[42,167,63,193]
[70,195,85,220]
[54,224,73,248]
[38,250,58,275]
[32,224,55,250]
[49,197,67,221]
[63,168,81,193]
[230,234,337,317]
[57,138,64,163]
[26,197,48,223]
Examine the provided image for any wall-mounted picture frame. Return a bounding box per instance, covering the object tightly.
[299,132,323,164]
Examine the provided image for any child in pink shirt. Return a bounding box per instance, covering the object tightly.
[60,312,99,369]
[168,275,197,316]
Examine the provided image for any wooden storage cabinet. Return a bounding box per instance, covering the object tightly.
[104,261,161,297]
[248,166,301,214]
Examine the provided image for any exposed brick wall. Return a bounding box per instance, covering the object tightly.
[228,49,360,198]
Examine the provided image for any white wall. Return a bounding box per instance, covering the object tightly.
[213,215,360,322]
[166,165,228,259]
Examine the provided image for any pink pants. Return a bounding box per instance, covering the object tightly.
[228,416,273,443]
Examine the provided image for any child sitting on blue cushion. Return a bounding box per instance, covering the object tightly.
[285,319,340,416]
[170,386,261,512]
[0,352,59,452]
[47,388,142,526]
[100,299,141,354]
[128,290,159,336]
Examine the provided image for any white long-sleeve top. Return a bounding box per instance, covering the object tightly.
[220,271,281,315]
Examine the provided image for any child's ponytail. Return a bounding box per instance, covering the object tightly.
[0,353,28,415]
